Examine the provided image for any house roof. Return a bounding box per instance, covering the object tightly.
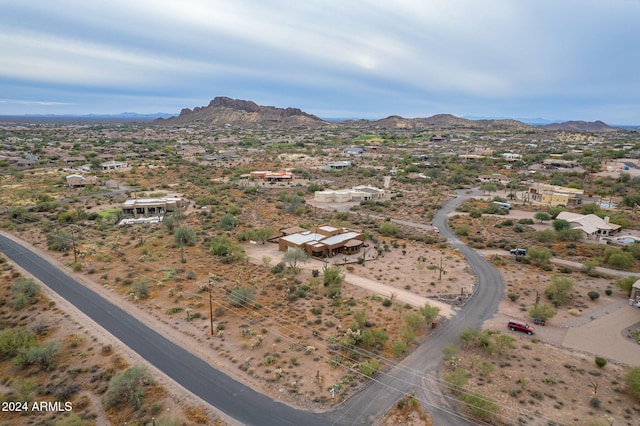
[556,211,621,233]
[280,232,324,245]
[320,231,361,246]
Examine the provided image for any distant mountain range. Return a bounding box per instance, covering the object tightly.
[1,97,631,131]
[156,97,622,132]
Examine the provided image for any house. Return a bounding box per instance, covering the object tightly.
[324,161,352,171]
[248,171,294,183]
[278,224,364,258]
[478,174,510,186]
[555,211,621,239]
[101,160,128,170]
[342,147,364,155]
[502,153,522,161]
[543,158,578,168]
[527,183,583,207]
[121,197,186,218]
[66,174,98,188]
[314,186,385,203]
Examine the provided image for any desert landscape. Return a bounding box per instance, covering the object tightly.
[1,103,640,426]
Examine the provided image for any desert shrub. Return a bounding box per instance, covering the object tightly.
[545,276,575,307]
[595,356,607,368]
[627,366,640,399]
[358,359,380,377]
[529,303,557,321]
[615,276,636,297]
[271,261,286,274]
[323,265,345,287]
[443,368,468,393]
[103,365,155,409]
[469,209,482,218]
[605,289,612,296]
[14,340,61,370]
[459,392,499,420]
[0,327,37,359]
[11,278,40,310]
[589,397,601,408]
[229,286,256,307]
[588,291,600,301]
[528,247,553,267]
[455,225,471,236]
[379,222,399,236]
[535,230,556,243]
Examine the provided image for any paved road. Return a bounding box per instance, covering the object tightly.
[331,188,504,425]
[1,187,504,425]
[0,233,327,426]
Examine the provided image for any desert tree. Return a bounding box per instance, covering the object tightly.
[283,247,308,273]
[174,226,197,263]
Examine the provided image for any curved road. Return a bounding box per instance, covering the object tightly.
[0,188,503,425]
[330,188,504,425]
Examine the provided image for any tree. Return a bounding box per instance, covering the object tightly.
[534,212,551,223]
[251,228,273,244]
[482,183,497,196]
[552,219,571,231]
[419,303,440,324]
[174,226,197,263]
[283,247,308,272]
[545,276,575,306]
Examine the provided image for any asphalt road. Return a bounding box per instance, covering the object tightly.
[330,188,504,425]
[0,187,505,425]
[0,233,327,426]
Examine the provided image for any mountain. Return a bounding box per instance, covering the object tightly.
[363,113,533,131]
[156,97,327,128]
[540,120,617,132]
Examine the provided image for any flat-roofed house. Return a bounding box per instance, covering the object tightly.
[66,174,98,188]
[278,224,364,258]
[527,183,583,207]
[121,197,185,218]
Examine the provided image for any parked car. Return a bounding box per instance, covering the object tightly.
[507,320,535,335]
[510,248,527,256]
[432,226,440,234]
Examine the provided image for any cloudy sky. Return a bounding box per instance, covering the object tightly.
[1,0,639,123]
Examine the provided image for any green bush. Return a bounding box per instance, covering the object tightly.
[11,278,40,310]
[103,365,155,409]
[595,356,607,368]
[588,291,600,301]
[229,286,256,307]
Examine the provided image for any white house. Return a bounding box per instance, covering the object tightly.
[555,211,621,238]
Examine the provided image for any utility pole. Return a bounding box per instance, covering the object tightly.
[208,274,221,336]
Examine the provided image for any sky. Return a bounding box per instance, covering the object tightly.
[1,0,639,124]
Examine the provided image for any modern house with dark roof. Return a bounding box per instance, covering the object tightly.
[278,224,364,258]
